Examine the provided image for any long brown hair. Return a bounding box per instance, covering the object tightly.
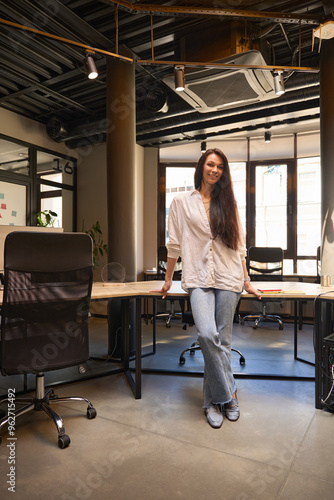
[194,148,240,250]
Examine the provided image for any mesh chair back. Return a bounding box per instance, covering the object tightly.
[157,246,182,280]
[0,232,93,376]
[248,246,283,282]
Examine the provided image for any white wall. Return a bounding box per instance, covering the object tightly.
[143,148,159,271]
[136,144,145,279]
[76,142,108,280]
[0,108,78,158]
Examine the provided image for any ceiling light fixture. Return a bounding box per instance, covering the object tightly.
[174,65,185,91]
[201,141,207,153]
[264,131,271,143]
[273,70,285,95]
[85,51,98,79]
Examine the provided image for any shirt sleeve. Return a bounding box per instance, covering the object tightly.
[166,198,182,260]
[237,216,247,260]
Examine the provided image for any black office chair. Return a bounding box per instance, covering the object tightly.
[0,231,96,449]
[155,246,184,327]
[179,308,245,365]
[241,246,284,330]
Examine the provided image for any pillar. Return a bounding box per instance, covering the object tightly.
[106,50,137,281]
[320,38,334,281]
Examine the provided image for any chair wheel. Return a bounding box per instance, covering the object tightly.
[87,407,97,419]
[279,324,283,330]
[179,356,185,365]
[182,324,187,330]
[58,434,70,449]
[190,349,196,355]
[239,356,246,365]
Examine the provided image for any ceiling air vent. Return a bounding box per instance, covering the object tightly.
[163,50,276,113]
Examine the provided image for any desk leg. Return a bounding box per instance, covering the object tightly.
[121,298,142,399]
[315,299,332,409]
[135,297,142,399]
[294,300,298,360]
[294,299,315,367]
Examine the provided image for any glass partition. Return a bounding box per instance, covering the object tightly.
[0,138,29,176]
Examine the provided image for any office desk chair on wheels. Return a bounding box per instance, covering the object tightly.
[179,310,245,366]
[241,246,284,330]
[0,231,96,449]
[155,246,184,328]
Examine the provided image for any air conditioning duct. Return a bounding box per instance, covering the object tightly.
[163,50,276,113]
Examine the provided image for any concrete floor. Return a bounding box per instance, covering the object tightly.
[0,317,334,500]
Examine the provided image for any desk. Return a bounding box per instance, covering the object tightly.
[91,280,333,400]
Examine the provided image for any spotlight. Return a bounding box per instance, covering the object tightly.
[201,141,207,153]
[174,65,185,91]
[264,131,271,143]
[273,70,285,96]
[85,52,98,79]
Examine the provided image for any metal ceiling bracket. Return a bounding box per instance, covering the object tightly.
[110,0,326,25]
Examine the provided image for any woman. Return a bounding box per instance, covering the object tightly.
[155,148,260,428]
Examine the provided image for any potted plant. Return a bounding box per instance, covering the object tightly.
[83,220,108,268]
[37,210,58,227]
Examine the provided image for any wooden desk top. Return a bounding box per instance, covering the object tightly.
[0,281,332,303]
[91,280,334,301]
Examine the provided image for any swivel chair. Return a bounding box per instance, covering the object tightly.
[179,307,245,365]
[155,246,184,328]
[0,231,96,449]
[241,246,284,329]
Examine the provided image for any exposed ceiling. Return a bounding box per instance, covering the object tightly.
[0,1,332,149]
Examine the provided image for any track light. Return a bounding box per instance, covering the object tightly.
[273,70,285,96]
[264,131,271,143]
[85,52,98,79]
[201,141,207,153]
[174,65,185,91]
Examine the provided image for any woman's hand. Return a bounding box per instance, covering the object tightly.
[150,279,172,299]
[244,280,262,299]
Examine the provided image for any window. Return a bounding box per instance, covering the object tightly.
[162,162,246,245]
[230,162,246,236]
[255,164,288,248]
[165,166,195,243]
[0,138,29,176]
[0,134,76,230]
[0,180,26,225]
[297,157,321,275]
[37,151,75,231]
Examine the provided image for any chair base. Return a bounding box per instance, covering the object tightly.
[155,311,182,328]
[241,313,284,330]
[179,341,246,366]
[0,373,96,449]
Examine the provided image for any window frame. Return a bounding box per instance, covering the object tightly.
[159,154,321,277]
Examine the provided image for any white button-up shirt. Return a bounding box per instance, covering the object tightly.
[167,190,246,293]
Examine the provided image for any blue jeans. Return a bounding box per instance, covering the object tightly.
[189,288,240,408]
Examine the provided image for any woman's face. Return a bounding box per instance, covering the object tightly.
[202,153,224,187]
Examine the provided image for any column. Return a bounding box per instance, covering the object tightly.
[106,50,137,281]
